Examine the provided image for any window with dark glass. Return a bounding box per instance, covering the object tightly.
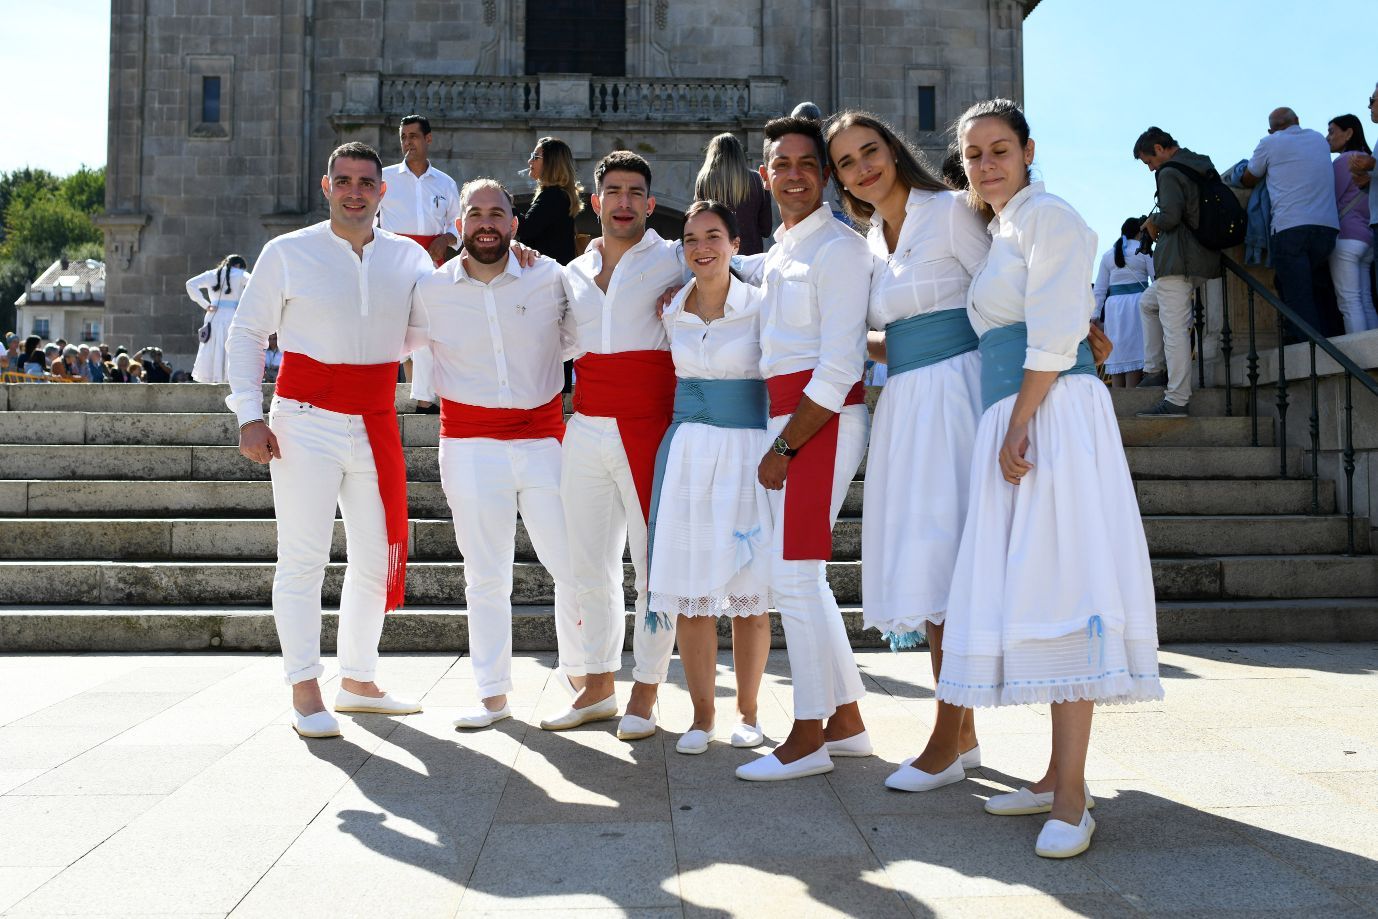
[202,76,222,124]
[917,86,937,132]
[525,1,626,76]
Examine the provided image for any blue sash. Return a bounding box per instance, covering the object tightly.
[978,322,1096,411]
[884,309,979,377]
[645,378,769,631]
[1108,282,1147,297]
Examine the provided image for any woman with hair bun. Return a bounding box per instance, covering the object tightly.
[1092,217,1154,387]
[185,253,250,383]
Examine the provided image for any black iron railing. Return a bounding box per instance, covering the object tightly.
[1215,254,1378,554]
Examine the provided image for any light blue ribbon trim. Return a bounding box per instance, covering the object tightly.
[883,630,927,652]
[1087,615,1105,672]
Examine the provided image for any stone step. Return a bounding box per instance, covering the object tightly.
[1133,478,1335,515]
[0,513,1367,561]
[1104,386,1243,418]
[0,409,1271,448]
[4,597,1377,652]
[5,553,1373,607]
[0,442,1303,482]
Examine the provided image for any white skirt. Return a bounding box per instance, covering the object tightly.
[648,422,773,619]
[192,304,236,384]
[862,350,983,639]
[1102,292,1146,374]
[936,375,1163,708]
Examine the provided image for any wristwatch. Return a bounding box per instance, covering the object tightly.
[772,436,798,458]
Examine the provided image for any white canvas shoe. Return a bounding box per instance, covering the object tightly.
[676,727,714,755]
[539,694,618,731]
[616,713,658,741]
[1035,810,1096,858]
[884,756,966,792]
[824,729,873,757]
[452,704,512,730]
[334,688,422,715]
[960,744,981,768]
[729,722,765,748]
[736,745,834,782]
[292,709,341,738]
[984,784,1096,816]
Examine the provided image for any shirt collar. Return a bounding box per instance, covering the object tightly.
[868,187,937,231]
[390,160,438,181]
[773,205,832,247]
[669,275,752,321]
[452,248,523,284]
[584,227,666,273]
[988,180,1044,232]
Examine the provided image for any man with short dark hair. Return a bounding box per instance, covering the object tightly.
[1243,108,1341,337]
[1132,126,1220,418]
[227,140,434,738]
[378,114,462,414]
[734,116,873,781]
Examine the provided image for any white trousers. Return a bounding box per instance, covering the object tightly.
[560,413,676,683]
[1329,237,1378,334]
[1140,275,1202,407]
[439,436,580,699]
[766,404,870,720]
[410,347,436,403]
[268,397,389,685]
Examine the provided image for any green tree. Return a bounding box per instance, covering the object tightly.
[59,166,106,215]
[0,168,59,244]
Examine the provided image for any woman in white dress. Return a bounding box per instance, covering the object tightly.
[184,254,250,383]
[1092,218,1153,387]
[937,100,1162,859]
[824,111,988,792]
[647,200,774,756]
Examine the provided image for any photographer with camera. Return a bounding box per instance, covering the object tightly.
[1132,127,1222,418]
[134,346,173,383]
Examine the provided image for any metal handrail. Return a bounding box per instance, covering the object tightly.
[1218,253,1377,553]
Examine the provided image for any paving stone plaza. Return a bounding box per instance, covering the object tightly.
[2,644,1377,917]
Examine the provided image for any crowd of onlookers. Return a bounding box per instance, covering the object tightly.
[1,333,184,383]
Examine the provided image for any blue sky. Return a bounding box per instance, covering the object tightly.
[0,0,1368,255]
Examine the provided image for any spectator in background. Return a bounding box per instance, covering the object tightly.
[1133,127,1220,418]
[694,133,773,255]
[1347,84,1378,288]
[263,332,283,382]
[1093,217,1154,388]
[1242,108,1341,338]
[1328,114,1377,334]
[43,343,59,368]
[103,358,123,382]
[86,346,107,382]
[98,343,111,362]
[941,145,968,191]
[21,336,46,376]
[125,357,145,383]
[2,335,22,374]
[137,347,173,383]
[516,136,583,266]
[185,253,251,382]
[110,353,132,382]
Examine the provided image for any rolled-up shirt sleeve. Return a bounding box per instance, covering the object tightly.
[803,235,871,410]
[184,269,215,308]
[1018,203,1098,372]
[224,241,285,425]
[1246,136,1270,180]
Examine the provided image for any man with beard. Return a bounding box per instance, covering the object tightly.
[228,142,433,738]
[409,179,582,728]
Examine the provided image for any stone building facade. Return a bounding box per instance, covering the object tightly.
[101,0,1038,364]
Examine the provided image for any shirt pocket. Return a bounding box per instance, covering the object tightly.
[777,277,815,328]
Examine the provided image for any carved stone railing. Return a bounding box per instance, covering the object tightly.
[380,76,542,119]
[587,79,750,120]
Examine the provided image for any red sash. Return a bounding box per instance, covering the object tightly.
[439,393,565,442]
[398,233,445,267]
[573,350,676,523]
[767,370,865,561]
[276,352,409,611]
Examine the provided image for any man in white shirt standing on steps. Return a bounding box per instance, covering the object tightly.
[408,178,584,730]
[227,141,433,739]
[378,114,462,414]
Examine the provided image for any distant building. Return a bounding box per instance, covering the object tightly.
[101,0,1040,364]
[14,258,105,343]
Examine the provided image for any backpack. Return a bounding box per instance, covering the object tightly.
[1158,160,1247,250]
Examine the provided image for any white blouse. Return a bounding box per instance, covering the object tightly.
[662,276,764,381]
[867,188,990,329]
[225,222,434,425]
[966,182,1099,372]
[1092,237,1155,316]
[185,267,251,308]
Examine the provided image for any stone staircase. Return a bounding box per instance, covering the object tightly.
[1,382,1375,651]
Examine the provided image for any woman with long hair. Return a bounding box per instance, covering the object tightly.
[938,99,1161,858]
[185,254,250,383]
[824,110,989,792]
[646,199,773,756]
[516,136,584,265]
[1092,216,1154,386]
[694,133,772,255]
[1327,114,1377,333]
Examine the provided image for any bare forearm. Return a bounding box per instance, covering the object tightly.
[1009,369,1060,427]
[779,395,838,450]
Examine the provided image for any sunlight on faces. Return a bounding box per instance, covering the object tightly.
[460,185,517,264]
[761,132,828,223]
[681,209,739,284]
[1326,121,1354,154]
[527,145,544,182]
[591,169,654,240]
[828,124,897,206]
[321,156,385,230]
[961,116,1034,213]
[399,122,431,165]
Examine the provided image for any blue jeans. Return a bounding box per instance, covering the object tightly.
[1270,225,1339,339]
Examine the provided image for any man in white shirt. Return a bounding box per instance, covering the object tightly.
[409,179,582,729]
[378,115,462,413]
[736,116,873,782]
[1243,108,1341,337]
[540,151,684,739]
[228,141,433,739]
